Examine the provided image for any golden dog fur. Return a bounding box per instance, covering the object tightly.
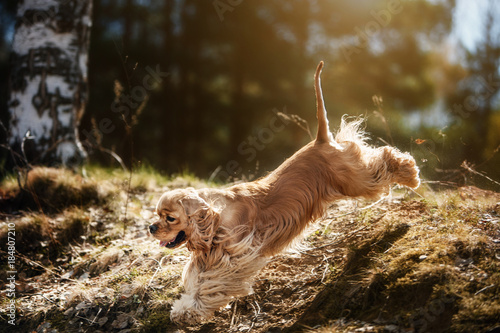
[149,61,420,324]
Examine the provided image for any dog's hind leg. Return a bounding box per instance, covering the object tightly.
[356,146,420,198]
[374,146,420,189]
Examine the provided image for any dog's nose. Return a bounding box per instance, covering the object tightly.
[149,224,158,234]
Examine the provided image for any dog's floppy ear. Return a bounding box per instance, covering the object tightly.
[180,188,207,216]
[180,188,220,253]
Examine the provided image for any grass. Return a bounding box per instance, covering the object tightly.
[0,166,499,332]
[299,189,500,333]
[21,167,104,212]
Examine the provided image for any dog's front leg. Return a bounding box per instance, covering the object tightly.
[170,258,212,324]
[170,256,237,325]
[170,251,267,325]
[170,292,205,324]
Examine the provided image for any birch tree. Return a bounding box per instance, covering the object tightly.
[8,0,92,166]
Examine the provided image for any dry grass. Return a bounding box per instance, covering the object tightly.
[0,166,499,332]
[300,188,500,333]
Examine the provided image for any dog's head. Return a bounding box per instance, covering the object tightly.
[149,188,219,252]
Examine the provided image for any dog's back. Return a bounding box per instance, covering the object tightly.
[244,62,419,256]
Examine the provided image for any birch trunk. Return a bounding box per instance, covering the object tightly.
[8,0,92,166]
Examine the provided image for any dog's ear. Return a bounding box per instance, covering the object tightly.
[180,189,220,253]
[180,188,207,216]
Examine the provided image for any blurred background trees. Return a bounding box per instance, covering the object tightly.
[1,0,499,188]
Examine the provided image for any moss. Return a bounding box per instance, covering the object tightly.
[455,296,500,331]
[141,308,173,332]
[47,311,68,332]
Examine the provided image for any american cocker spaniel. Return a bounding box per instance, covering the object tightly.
[148,61,420,324]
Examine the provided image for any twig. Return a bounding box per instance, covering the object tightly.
[276,111,313,140]
[92,145,128,172]
[475,284,495,296]
[372,95,394,146]
[126,256,149,269]
[461,161,500,188]
[21,130,35,167]
[377,137,391,147]
[91,307,102,325]
[113,40,133,90]
[230,300,238,328]
[421,180,458,188]
[253,300,261,317]
[122,167,133,237]
[208,165,223,183]
[406,186,424,199]
[321,256,330,284]
[476,144,500,169]
[75,314,97,324]
[147,256,171,288]
[36,293,57,304]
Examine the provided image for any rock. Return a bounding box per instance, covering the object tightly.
[75,301,90,310]
[78,272,89,281]
[61,270,74,280]
[97,316,109,327]
[63,307,75,316]
[112,313,130,329]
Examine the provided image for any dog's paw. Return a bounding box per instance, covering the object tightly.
[393,152,420,189]
[382,147,420,189]
[170,296,206,325]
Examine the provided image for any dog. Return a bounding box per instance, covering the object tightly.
[148,61,420,324]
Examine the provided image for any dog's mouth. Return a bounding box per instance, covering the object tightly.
[159,231,186,248]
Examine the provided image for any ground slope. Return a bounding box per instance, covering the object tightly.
[0,168,499,333]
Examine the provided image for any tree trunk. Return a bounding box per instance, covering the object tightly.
[8,0,92,167]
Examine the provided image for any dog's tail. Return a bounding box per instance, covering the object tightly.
[315,61,332,143]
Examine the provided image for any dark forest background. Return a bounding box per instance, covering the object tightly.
[1,0,499,188]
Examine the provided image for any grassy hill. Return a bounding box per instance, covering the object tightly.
[0,167,499,332]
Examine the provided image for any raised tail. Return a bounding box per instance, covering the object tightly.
[315,61,332,143]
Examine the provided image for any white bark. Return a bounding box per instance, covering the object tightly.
[8,0,92,166]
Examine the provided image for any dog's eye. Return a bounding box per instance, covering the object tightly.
[166,215,176,222]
